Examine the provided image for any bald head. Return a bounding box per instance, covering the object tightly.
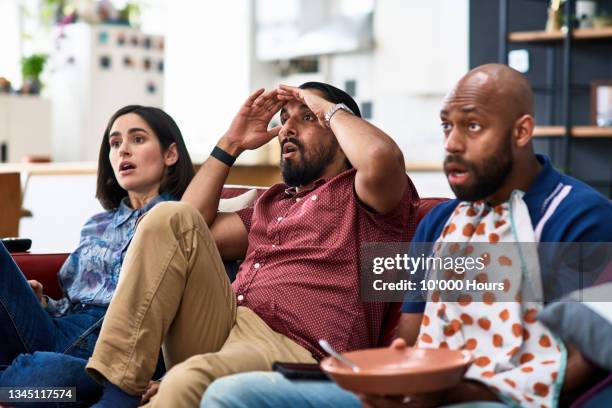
[440,64,539,203]
[448,63,534,119]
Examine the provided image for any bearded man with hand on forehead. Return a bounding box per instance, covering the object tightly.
[86,81,420,408]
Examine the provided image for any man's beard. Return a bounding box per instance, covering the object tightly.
[280,138,337,187]
[444,134,513,202]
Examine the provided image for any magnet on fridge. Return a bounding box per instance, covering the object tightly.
[146,82,157,94]
[99,31,109,44]
[99,56,111,69]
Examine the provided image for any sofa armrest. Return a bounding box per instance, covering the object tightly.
[11,252,68,300]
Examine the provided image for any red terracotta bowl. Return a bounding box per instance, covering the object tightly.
[320,347,473,396]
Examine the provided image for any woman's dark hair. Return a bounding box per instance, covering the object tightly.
[96,105,195,210]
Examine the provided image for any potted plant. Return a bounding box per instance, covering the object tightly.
[20,54,48,95]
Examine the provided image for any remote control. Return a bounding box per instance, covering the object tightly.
[1,238,32,253]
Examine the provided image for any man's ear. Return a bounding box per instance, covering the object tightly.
[164,143,179,166]
[514,114,534,148]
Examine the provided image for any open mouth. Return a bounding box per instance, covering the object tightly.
[282,143,299,159]
[445,163,470,185]
[119,161,136,174]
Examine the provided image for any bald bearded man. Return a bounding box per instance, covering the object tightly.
[200,64,612,408]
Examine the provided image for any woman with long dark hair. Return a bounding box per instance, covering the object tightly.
[0,105,194,406]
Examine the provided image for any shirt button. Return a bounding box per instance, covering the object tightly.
[272,244,276,248]
[311,195,318,201]
[237,294,244,301]
[296,198,301,202]
[254,262,261,269]
[277,216,283,222]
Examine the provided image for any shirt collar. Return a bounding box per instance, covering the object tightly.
[282,168,356,197]
[522,154,562,219]
[113,193,172,227]
[284,178,327,197]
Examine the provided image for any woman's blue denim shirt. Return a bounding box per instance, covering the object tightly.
[46,194,173,316]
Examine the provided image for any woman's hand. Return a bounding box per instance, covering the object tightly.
[28,280,47,308]
[220,88,284,156]
[140,380,160,405]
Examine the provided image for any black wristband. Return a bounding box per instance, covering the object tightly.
[211,146,236,167]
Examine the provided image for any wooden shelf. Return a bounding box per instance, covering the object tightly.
[575,27,612,39]
[508,27,612,42]
[534,126,612,138]
[509,30,565,42]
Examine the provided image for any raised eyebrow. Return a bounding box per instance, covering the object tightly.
[298,104,312,113]
[128,127,148,135]
[280,104,311,116]
[109,127,148,138]
[460,106,481,114]
[280,104,313,123]
[440,107,482,115]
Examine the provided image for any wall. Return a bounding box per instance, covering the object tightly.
[166,0,468,170]
[164,1,252,163]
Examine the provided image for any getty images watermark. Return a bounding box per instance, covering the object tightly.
[360,242,612,303]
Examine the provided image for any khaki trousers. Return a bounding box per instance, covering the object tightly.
[86,202,315,408]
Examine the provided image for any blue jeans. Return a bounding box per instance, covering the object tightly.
[584,383,612,408]
[0,352,102,407]
[0,242,106,406]
[201,372,511,408]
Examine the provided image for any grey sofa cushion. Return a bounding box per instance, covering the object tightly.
[538,283,612,371]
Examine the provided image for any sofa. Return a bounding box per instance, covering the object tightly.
[7,186,612,407]
[9,185,447,347]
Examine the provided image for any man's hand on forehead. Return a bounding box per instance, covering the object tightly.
[277,84,335,128]
[251,88,284,115]
[221,88,284,154]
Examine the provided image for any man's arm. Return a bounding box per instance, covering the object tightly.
[330,109,407,214]
[562,343,605,397]
[277,85,407,214]
[181,88,283,259]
